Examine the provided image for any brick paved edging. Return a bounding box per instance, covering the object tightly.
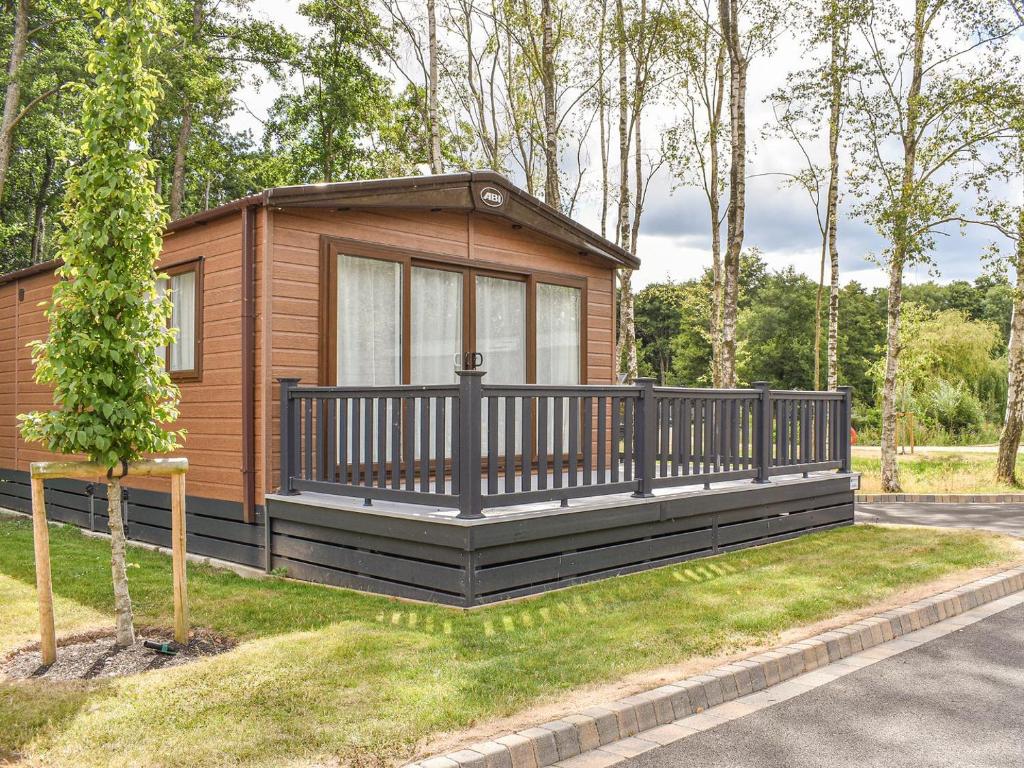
[408,567,1024,768]
[858,493,1024,503]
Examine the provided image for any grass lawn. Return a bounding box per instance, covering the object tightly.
[1,515,1020,768]
[853,449,1020,494]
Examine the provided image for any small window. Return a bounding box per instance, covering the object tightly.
[157,261,203,380]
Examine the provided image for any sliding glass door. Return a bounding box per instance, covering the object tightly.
[336,254,402,386]
[411,266,463,385]
[474,274,527,385]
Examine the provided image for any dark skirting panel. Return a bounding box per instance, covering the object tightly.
[266,474,856,607]
[0,467,265,568]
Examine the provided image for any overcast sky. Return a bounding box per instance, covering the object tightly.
[236,1,1024,291]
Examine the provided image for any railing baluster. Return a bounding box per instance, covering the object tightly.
[582,396,592,486]
[364,397,374,487]
[487,395,499,494]
[435,397,446,494]
[504,396,516,493]
[538,396,549,490]
[521,396,533,492]
[610,396,620,482]
[681,399,691,475]
[338,397,348,484]
[420,396,430,493]
[326,396,337,482]
[391,396,401,490]
[597,396,607,483]
[622,396,634,482]
[553,396,564,488]
[378,396,387,488]
[350,398,361,487]
[316,398,326,481]
[659,398,669,478]
[568,395,579,487]
[403,396,414,490]
[303,397,313,481]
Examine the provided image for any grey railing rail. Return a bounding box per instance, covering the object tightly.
[278,374,852,519]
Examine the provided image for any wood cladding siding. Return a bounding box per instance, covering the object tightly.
[0,213,247,505]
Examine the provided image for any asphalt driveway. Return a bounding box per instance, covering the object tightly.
[624,602,1024,768]
[857,502,1024,537]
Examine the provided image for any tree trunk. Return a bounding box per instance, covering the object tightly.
[598,0,608,238]
[0,0,29,206]
[618,268,638,380]
[427,0,442,174]
[813,234,826,389]
[825,1,845,392]
[169,109,191,220]
[880,0,926,493]
[708,42,726,388]
[996,219,1024,485]
[719,0,746,389]
[29,148,54,263]
[542,0,559,210]
[107,477,136,648]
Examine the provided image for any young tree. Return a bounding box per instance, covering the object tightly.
[19,0,180,649]
[848,0,1021,491]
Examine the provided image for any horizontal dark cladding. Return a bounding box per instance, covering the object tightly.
[0,468,264,568]
[266,477,856,607]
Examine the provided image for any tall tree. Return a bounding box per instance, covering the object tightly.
[666,0,728,386]
[0,0,29,204]
[848,0,1021,491]
[427,0,442,172]
[714,0,788,387]
[20,0,180,648]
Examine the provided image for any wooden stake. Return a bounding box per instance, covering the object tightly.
[30,476,56,666]
[171,471,189,644]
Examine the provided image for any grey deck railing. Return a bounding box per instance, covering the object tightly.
[278,374,852,519]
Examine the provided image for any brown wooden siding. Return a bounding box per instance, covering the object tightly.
[0,213,247,504]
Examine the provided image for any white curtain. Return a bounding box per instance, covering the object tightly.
[337,254,402,386]
[536,283,581,385]
[168,271,195,372]
[537,283,581,465]
[411,266,462,385]
[477,275,526,458]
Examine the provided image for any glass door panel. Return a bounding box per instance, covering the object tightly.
[536,283,581,385]
[336,254,402,386]
[411,266,463,385]
[475,274,526,459]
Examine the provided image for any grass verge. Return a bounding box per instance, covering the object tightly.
[0,515,1019,767]
[853,450,1019,494]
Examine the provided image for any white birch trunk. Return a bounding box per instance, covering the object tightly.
[428,0,442,174]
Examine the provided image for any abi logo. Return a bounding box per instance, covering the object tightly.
[479,186,504,207]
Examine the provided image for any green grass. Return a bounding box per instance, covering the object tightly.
[853,451,1018,494]
[0,516,1019,767]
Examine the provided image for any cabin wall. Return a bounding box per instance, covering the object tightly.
[0,213,266,567]
[264,207,618,495]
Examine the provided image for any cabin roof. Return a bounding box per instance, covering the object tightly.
[0,171,638,287]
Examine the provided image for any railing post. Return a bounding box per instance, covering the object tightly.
[456,369,485,519]
[632,377,657,498]
[838,385,853,473]
[753,381,772,483]
[278,377,300,495]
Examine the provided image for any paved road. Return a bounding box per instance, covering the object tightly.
[625,603,1024,768]
[856,502,1024,537]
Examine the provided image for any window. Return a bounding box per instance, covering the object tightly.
[336,254,402,386]
[536,282,581,385]
[157,260,202,380]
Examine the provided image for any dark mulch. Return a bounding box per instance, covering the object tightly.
[1,627,234,681]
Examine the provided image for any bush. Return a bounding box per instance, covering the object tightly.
[920,380,985,438]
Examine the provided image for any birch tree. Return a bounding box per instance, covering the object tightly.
[848,0,1021,492]
[664,0,729,385]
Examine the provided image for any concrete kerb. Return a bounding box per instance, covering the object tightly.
[406,566,1024,768]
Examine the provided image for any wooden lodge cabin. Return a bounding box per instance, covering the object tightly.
[0,171,855,606]
[0,172,633,567]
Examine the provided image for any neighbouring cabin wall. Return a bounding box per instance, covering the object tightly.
[264,207,618,495]
[0,212,248,510]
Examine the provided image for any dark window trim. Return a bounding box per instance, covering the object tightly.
[161,258,204,382]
